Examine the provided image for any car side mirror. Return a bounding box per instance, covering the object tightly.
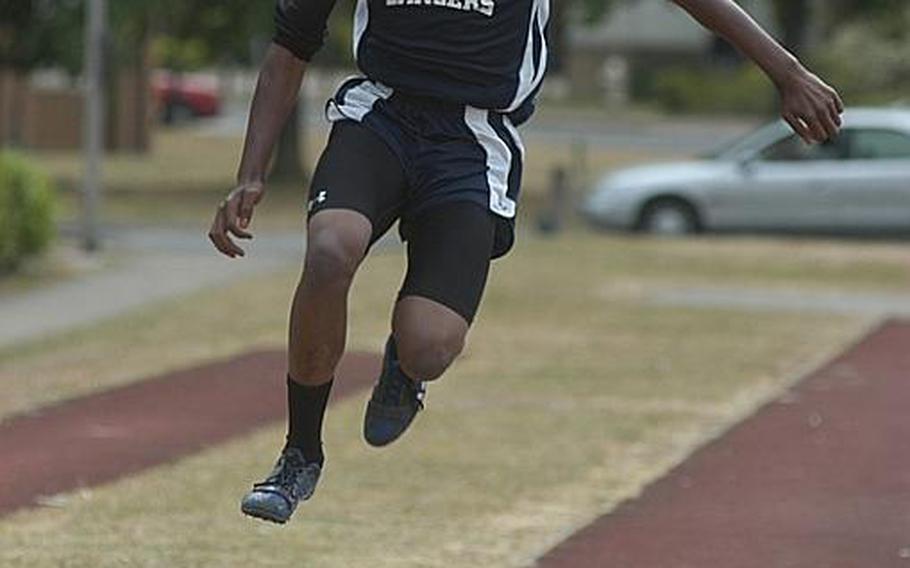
[737,155,757,174]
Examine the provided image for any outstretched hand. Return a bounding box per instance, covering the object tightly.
[777,67,845,145]
[208,182,265,258]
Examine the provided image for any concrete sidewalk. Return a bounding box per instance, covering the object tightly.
[650,285,910,317]
[0,228,304,350]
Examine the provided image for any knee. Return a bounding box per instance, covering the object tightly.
[304,225,366,286]
[396,327,466,381]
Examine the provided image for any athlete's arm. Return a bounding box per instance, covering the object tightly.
[670,0,844,144]
[209,0,337,258]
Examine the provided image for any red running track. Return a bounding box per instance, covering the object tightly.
[0,350,380,517]
[539,320,910,568]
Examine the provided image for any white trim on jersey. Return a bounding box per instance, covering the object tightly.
[326,79,394,123]
[464,107,517,219]
[353,0,369,58]
[505,0,550,113]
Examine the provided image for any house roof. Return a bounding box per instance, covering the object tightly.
[571,0,779,53]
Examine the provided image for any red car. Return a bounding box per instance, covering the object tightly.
[151,70,221,123]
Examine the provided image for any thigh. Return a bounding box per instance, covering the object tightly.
[308,120,408,245]
[398,201,496,324]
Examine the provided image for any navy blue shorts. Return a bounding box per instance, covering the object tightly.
[319,76,525,258]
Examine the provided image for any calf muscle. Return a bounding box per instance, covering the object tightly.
[288,210,372,385]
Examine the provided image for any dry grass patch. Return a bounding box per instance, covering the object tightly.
[0,233,879,567]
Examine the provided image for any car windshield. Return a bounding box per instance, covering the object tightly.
[701,122,786,161]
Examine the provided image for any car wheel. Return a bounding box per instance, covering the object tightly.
[638,199,700,236]
[161,102,195,125]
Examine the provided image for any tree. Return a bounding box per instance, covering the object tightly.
[0,0,83,145]
[549,0,616,75]
[827,0,903,35]
[770,0,810,55]
[0,0,83,72]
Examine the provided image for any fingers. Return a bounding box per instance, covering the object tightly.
[208,200,247,258]
[780,71,845,144]
[827,100,842,128]
[208,213,246,258]
[815,108,839,141]
[220,195,253,240]
[226,217,253,240]
[238,189,258,229]
[832,90,845,114]
[784,114,814,145]
[207,185,263,258]
[786,102,840,144]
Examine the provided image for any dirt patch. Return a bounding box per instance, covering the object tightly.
[538,320,910,568]
[0,350,380,517]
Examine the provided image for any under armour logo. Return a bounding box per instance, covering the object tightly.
[308,190,328,212]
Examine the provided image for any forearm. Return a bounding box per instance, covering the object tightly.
[670,0,802,85]
[236,43,306,185]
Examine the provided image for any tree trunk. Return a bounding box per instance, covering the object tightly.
[271,100,305,182]
[0,69,27,147]
[773,0,811,56]
[549,1,569,76]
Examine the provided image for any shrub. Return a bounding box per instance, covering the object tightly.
[651,65,776,116]
[813,11,910,106]
[0,152,56,273]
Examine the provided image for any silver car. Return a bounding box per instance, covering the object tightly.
[581,107,910,235]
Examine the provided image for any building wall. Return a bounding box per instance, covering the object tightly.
[23,88,83,150]
[0,69,150,152]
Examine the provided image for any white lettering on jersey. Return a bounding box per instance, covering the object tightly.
[385,0,495,17]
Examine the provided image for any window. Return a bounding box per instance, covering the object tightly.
[759,135,847,162]
[848,129,910,160]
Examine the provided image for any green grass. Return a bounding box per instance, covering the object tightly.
[0,230,879,567]
[1,232,903,421]
[29,125,675,231]
[2,123,906,566]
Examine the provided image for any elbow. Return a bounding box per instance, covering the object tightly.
[267,42,308,71]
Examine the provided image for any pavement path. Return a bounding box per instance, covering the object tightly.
[650,285,910,317]
[203,99,757,155]
[0,227,304,350]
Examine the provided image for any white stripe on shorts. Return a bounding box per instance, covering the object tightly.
[464,107,517,219]
[326,79,394,123]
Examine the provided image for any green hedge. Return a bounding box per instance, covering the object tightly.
[813,17,910,106]
[0,152,56,273]
[651,65,776,116]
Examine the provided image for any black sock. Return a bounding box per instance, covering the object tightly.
[384,335,418,384]
[285,375,333,465]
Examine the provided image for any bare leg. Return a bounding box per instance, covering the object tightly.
[393,296,469,381]
[288,209,372,386]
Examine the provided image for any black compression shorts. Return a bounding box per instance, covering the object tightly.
[307,120,496,323]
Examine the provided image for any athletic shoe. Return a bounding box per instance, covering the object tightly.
[240,447,322,524]
[363,338,426,447]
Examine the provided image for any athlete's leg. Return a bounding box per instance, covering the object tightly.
[288,120,406,385]
[243,120,406,522]
[393,297,467,381]
[363,202,495,447]
[288,209,371,385]
[394,201,496,380]
[284,119,405,460]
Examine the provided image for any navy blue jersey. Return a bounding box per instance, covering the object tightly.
[274,0,550,122]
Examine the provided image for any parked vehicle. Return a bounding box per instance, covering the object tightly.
[581,108,910,236]
[151,70,221,124]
